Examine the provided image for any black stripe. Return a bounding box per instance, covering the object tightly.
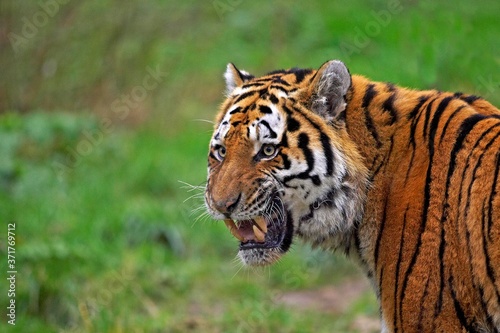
[287,117,300,132]
[434,115,491,320]
[229,106,242,114]
[278,151,291,170]
[393,205,409,333]
[242,82,265,89]
[446,114,488,189]
[283,104,323,131]
[364,108,382,148]
[282,104,335,182]
[259,105,273,114]
[374,196,389,274]
[259,120,277,139]
[401,98,447,319]
[382,92,398,125]
[403,145,416,187]
[233,89,265,103]
[362,84,377,108]
[488,152,500,239]
[233,91,255,104]
[449,275,475,332]
[362,84,382,147]
[439,105,466,145]
[466,126,500,304]
[290,68,312,83]
[279,209,294,253]
[269,94,279,104]
[404,96,430,185]
[431,102,468,317]
[435,200,448,318]
[437,114,491,330]
[298,133,314,171]
[420,94,452,303]
[407,95,431,120]
[463,218,476,328]
[422,99,434,140]
[481,198,500,309]
[400,161,432,314]
[240,72,254,81]
[461,95,482,104]
[320,133,334,176]
[377,136,394,178]
[409,96,437,150]
[283,133,316,184]
[445,114,490,249]
[270,78,291,86]
[427,96,453,144]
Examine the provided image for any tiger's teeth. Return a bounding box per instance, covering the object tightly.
[253,225,266,242]
[254,216,267,233]
[224,219,245,242]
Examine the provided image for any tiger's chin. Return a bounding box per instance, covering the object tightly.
[222,199,294,266]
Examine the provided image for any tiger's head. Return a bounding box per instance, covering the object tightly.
[205,60,369,266]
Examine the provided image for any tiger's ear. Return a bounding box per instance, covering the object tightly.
[224,63,254,96]
[307,60,351,122]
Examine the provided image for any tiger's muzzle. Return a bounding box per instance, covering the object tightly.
[216,194,294,265]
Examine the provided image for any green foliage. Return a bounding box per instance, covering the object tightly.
[1,0,499,331]
[0,111,365,332]
[2,0,499,124]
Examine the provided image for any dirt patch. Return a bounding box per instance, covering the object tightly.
[276,278,371,313]
[275,278,380,332]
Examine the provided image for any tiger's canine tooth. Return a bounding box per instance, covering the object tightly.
[254,216,267,233]
[253,225,266,242]
[224,219,245,242]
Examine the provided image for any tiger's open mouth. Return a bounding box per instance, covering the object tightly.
[222,197,294,264]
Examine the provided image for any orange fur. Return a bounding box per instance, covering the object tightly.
[205,61,500,332]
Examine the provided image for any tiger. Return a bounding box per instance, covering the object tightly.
[204,59,500,332]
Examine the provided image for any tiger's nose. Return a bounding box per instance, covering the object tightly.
[214,193,242,216]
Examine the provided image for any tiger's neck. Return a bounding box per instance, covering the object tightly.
[345,75,431,181]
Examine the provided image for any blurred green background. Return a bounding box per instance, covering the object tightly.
[0,0,499,332]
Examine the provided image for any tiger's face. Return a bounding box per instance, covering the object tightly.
[205,60,369,266]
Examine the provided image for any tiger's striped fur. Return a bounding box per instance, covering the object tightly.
[204,60,500,332]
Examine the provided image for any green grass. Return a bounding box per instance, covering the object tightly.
[1,0,499,332]
[0,112,367,332]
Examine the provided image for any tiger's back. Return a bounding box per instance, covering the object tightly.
[349,75,500,332]
[204,60,500,332]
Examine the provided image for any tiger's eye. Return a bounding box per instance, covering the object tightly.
[262,144,276,157]
[217,146,226,159]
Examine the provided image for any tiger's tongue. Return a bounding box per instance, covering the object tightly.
[224,217,267,243]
